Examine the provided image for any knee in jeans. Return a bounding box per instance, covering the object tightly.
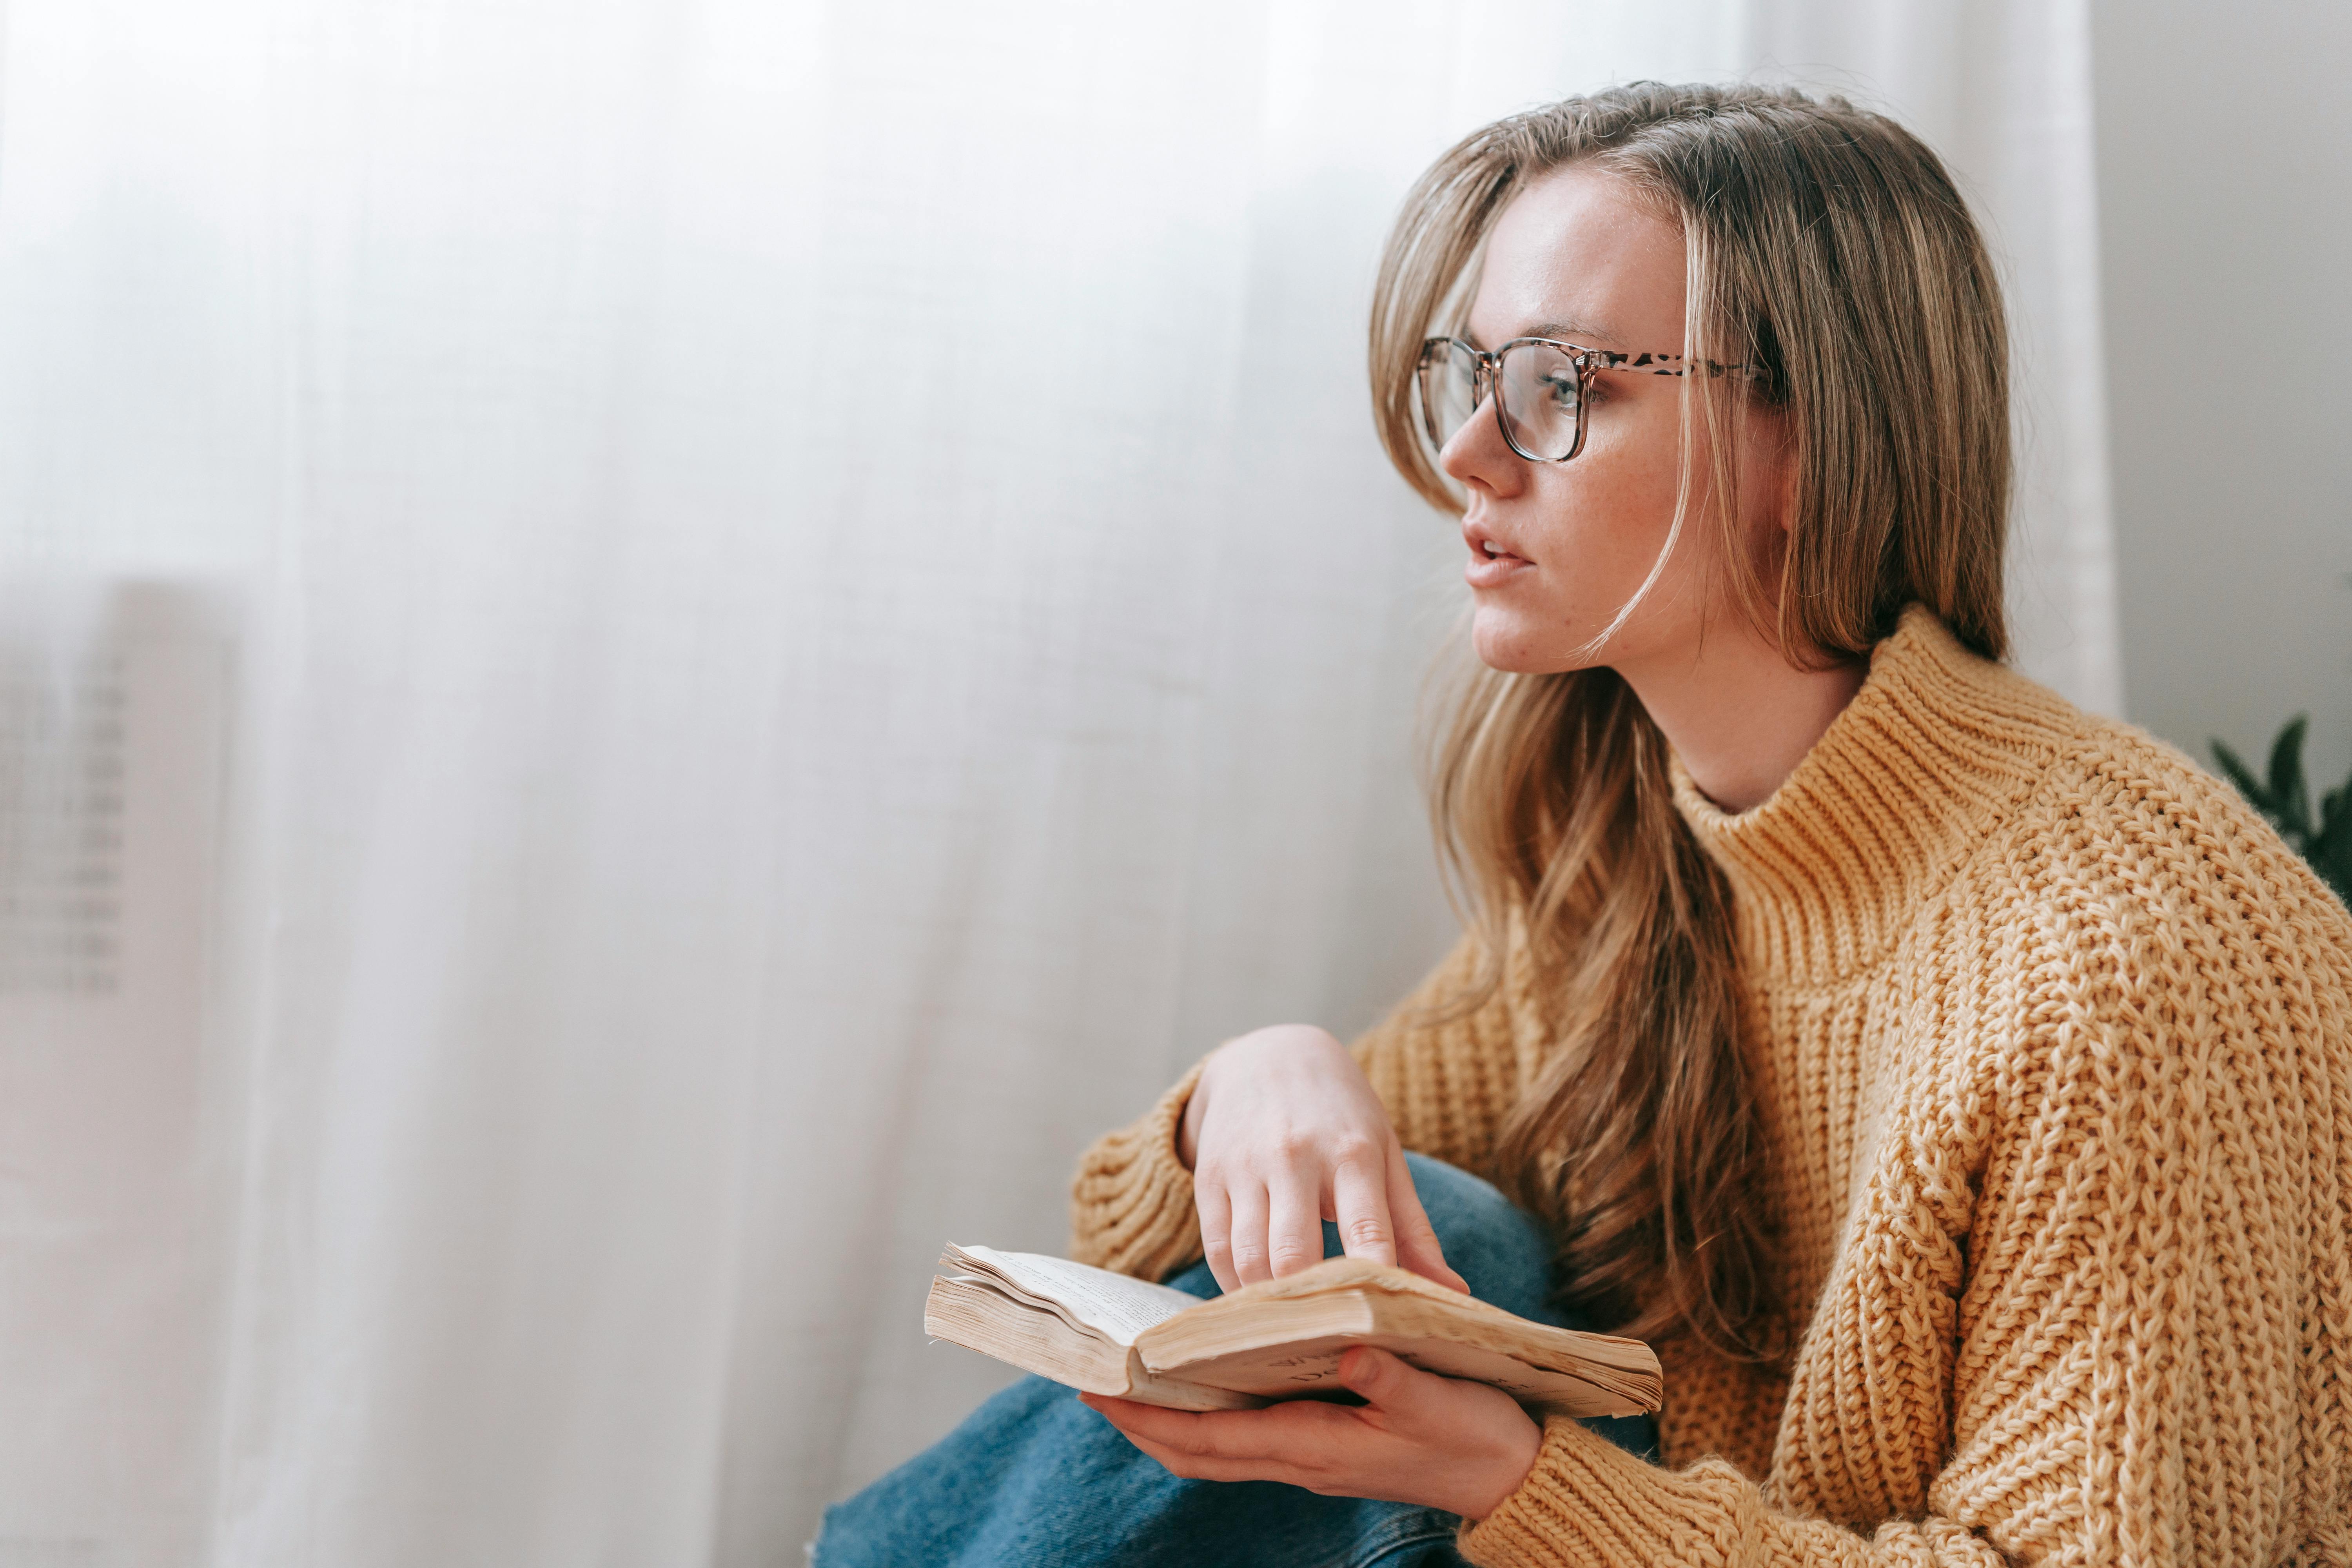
[1397,1151,1556,1320]
[1399,1151,1522,1240]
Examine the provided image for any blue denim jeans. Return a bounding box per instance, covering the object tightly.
[812,1154,1656,1568]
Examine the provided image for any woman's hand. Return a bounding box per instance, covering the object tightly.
[1179,1024,1467,1294]
[1080,1347,1543,1519]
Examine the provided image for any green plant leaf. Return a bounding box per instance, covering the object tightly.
[2266,716,2313,840]
[2315,779,2352,909]
[2212,737,2273,813]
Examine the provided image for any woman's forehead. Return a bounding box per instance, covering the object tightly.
[1466,166,1686,350]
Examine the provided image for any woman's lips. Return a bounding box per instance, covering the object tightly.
[1465,537,1532,589]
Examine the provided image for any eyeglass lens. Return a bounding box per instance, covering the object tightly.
[1418,339,1584,462]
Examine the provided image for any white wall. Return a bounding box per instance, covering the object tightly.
[2094,0,2352,794]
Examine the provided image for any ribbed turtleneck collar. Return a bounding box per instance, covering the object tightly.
[1669,606,2080,987]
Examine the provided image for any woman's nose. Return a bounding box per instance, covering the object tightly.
[1438,397,1526,498]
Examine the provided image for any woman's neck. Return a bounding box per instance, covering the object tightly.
[1615,619,1867,815]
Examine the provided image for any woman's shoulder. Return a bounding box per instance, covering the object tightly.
[1993,706,2352,995]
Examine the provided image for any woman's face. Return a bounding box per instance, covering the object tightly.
[1443,165,1784,676]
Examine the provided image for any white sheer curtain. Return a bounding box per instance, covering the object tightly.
[0,2,2112,1563]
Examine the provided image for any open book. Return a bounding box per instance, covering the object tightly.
[924,1244,1662,1417]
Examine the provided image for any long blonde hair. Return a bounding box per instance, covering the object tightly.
[1370,83,2011,1360]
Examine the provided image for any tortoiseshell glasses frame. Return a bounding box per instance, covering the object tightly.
[1416,335,1766,464]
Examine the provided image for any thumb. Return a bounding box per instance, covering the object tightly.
[1335,1345,1444,1412]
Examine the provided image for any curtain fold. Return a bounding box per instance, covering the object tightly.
[0,2,2111,1562]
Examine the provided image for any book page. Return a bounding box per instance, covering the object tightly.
[1131,1259,1662,1416]
[1151,1330,1644,1417]
[1140,1256,1661,1388]
[946,1245,1199,1346]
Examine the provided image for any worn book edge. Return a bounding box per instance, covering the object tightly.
[924,1245,1663,1418]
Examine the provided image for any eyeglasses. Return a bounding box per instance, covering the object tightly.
[1415,336,1764,463]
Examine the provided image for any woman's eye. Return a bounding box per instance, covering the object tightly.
[1541,373,1580,411]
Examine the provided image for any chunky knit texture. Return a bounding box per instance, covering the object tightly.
[1070,609,2352,1566]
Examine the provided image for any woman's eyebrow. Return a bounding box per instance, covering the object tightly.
[1461,317,1621,352]
[1523,317,1619,345]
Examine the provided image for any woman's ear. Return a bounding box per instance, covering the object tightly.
[1737,406,1804,652]
[1738,402,1799,573]
[1764,404,1798,537]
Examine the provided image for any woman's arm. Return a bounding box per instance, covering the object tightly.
[1069,933,1532,1281]
[1093,890,2352,1565]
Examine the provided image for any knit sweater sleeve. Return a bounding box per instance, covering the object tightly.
[1069,932,1531,1279]
[1459,855,2352,1568]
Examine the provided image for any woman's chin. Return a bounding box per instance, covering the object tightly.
[1470,612,1574,675]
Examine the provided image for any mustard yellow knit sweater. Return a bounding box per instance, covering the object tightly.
[1069,609,2352,1566]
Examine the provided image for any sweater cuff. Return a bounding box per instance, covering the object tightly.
[1067,1058,1207,1281]
[1458,1414,1749,1568]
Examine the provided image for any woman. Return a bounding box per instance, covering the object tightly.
[821,82,2352,1566]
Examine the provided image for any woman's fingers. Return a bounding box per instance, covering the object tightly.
[1266,1171,1325,1279]
[1196,1179,1238,1295]
[1334,1345,1428,1409]
[1216,1147,1460,1290]
[1329,1148,1398,1268]
[1224,1180,1273,1286]
[1080,1394,1341,1481]
[1387,1143,1470,1294]
[1084,1354,1545,1517]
